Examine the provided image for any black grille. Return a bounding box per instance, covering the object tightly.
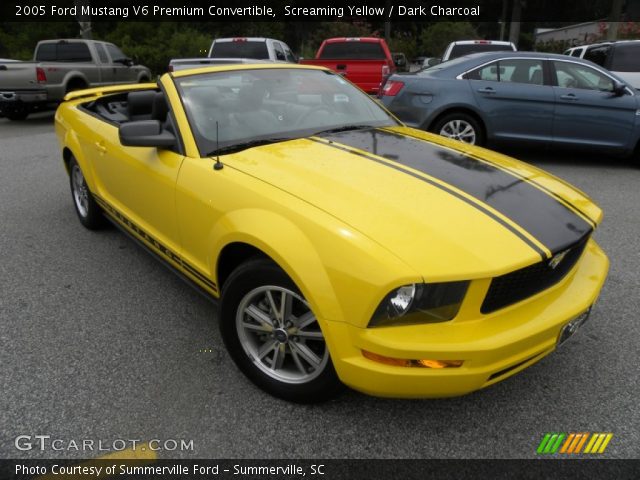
[481,238,589,314]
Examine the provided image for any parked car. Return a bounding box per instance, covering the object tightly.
[0,39,150,120]
[169,37,295,73]
[210,37,296,63]
[392,52,409,72]
[441,40,517,62]
[55,64,607,402]
[300,37,396,94]
[563,40,640,89]
[380,51,640,157]
[169,57,270,72]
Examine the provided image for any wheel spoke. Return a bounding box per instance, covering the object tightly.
[295,311,316,330]
[281,291,293,324]
[296,330,324,340]
[265,290,282,327]
[290,346,307,374]
[244,304,274,330]
[257,339,278,360]
[241,320,272,333]
[290,341,321,368]
[271,343,286,370]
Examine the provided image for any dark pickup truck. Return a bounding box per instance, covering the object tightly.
[300,37,396,94]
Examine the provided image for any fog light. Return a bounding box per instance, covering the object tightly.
[558,307,591,346]
[362,350,463,368]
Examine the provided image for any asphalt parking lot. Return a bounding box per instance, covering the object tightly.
[0,112,638,460]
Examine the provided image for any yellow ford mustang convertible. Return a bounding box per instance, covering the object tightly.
[55,64,608,402]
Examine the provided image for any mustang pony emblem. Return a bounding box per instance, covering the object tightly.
[549,249,570,270]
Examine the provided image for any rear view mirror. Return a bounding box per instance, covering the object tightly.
[119,120,175,148]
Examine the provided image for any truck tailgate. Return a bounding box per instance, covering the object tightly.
[299,59,387,94]
[0,62,38,90]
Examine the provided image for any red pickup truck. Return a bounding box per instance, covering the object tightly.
[299,37,395,94]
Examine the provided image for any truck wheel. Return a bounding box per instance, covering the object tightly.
[68,156,104,230]
[219,258,343,403]
[5,109,29,121]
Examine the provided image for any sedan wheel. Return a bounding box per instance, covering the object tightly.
[220,258,342,403]
[440,119,476,144]
[432,113,485,146]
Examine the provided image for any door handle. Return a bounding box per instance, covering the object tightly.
[336,64,347,70]
[477,87,495,94]
[560,93,579,101]
[94,141,107,153]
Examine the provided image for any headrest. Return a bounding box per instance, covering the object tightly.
[127,90,156,118]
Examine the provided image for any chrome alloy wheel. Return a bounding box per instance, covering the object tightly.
[71,164,89,217]
[235,286,329,384]
[439,119,477,144]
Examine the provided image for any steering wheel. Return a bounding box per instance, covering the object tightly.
[296,105,333,125]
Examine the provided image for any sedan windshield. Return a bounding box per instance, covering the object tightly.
[174,68,398,156]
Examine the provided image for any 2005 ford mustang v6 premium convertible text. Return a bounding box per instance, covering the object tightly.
[55,64,608,402]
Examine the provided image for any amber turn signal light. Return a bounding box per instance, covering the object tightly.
[362,350,463,368]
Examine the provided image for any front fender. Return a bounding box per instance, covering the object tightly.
[211,209,344,323]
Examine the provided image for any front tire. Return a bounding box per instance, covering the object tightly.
[69,156,104,230]
[220,258,343,403]
[432,112,485,146]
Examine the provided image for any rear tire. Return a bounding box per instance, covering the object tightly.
[219,258,343,403]
[432,112,485,146]
[68,156,105,230]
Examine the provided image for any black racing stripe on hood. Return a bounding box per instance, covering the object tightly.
[317,129,592,255]
[309,138,547,260]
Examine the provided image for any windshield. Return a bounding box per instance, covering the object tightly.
[175,68,398,156]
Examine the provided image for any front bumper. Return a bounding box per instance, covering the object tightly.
[324,239,608,398]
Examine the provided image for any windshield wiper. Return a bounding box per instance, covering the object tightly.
[313,125,377,136]
[206,138,290,157]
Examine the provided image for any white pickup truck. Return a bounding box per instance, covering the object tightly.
[169,37,296,71]
[0,39,151,120]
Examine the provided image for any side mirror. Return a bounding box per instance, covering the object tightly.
[427,58,441,67]
[612,81,626,96]
[394,58,406,67]
[119,120,175,148]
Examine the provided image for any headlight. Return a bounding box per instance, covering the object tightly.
[369,281,469,327]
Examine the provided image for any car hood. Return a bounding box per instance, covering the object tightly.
[222,126,601,279]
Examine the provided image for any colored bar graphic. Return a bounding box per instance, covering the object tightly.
[598,434,613,453]
[559,433,574,453]
[574,433,589,454]
[537,433,613,454]
[537,433,552,454]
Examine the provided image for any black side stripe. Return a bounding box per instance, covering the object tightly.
[94,195,218,292]
[309,137,548,260]
[315,129,593,256]
[391,128,597,229]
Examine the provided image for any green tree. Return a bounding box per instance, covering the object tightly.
[419,22,479,58]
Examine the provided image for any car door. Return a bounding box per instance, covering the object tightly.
[550,59,638,151]
[466,58,554,143]
[79,96,185,259]
[94,43,115,85]
[105,43,134,83]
